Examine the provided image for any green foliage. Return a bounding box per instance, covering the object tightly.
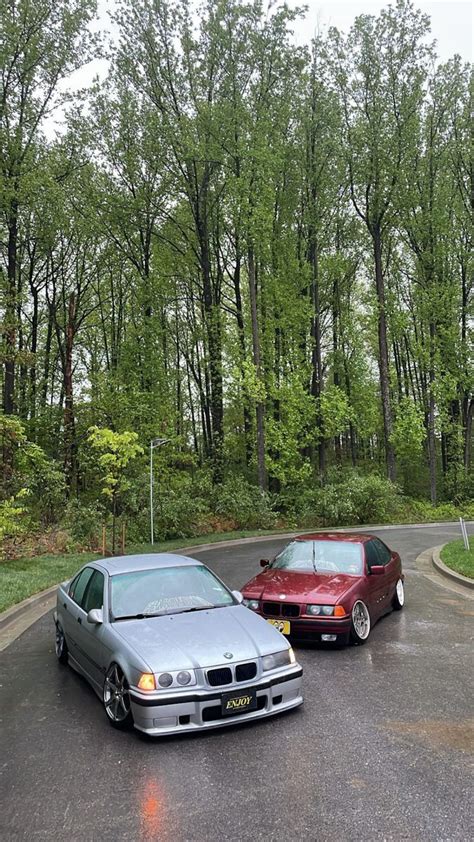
[320,386,354,439]
[0,492,28,549]
[87,426,144,504]
[391,398,425,462]
[276,468,403,527]
[65,499,103,545]
[212,477,277,531]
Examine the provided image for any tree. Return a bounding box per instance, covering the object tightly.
[87,426,143,553]
[327,0,432,480]
[0,0,97,416]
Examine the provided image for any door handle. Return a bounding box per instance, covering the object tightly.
[77,617,82,625]
[63,603,67,610]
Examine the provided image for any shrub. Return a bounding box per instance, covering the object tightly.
[213,476,277,530]
[65,500,104,547]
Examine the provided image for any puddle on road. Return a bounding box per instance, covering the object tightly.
[382,718,474,754]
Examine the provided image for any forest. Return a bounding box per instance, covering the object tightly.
[0,0,472,555]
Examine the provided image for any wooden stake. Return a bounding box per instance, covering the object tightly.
[102,526,106,557]
[121,522,126,555]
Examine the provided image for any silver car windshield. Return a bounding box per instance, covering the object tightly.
[272,541,363,575]
[111,565,235,619]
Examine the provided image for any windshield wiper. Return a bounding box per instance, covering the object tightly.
[176,604,215,614]
[113,611,170,621]
[113,613,146,621]
[312,541,318,574]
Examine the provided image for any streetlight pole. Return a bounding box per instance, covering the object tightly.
[149,438,170,545]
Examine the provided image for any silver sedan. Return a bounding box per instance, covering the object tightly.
[53,553,303,736]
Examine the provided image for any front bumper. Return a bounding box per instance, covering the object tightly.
[259,613,351,643]
[129,666,303,736]
[286,616,351,641]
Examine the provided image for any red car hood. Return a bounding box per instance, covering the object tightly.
[243,568,356,603]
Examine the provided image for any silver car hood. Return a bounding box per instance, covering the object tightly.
[113,604,286,672]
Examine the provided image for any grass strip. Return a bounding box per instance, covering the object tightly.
[439,538,474,580]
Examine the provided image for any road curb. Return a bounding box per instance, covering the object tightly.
[0,583,58,632]
[432,545,474,590]
[1,521,472,650]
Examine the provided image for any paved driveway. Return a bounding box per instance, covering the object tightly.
[1,524,473,841]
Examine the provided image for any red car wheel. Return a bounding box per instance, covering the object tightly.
[350,600,371,645]
[392,578,405,610]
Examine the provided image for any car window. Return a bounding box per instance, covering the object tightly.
[110,565,234,619]
[373,538,391,565]
[82,570,105,612]
[272,541,363,575]
[365,541,380,569]
[69,568,94,605]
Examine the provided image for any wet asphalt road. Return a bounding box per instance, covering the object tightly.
[1,524,473,842]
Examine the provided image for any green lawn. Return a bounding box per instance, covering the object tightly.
[440,539,474,580]
[0,528,288,614]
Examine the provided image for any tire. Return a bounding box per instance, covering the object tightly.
[350,600,371,645]
[55,622,69,664]
[392,578,405,611]
[103,663,133,730]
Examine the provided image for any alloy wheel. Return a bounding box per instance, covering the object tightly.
[393,578,405,610]
[55,624,68,664]
[103,664,131,723]
[351,600,371,641]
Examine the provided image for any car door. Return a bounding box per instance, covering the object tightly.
[61,567,95,662]
[373,538,399,611]
[73,569,110,690]
[364,540,387,620]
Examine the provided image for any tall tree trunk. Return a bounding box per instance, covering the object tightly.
[428,321,437,504]
[333,278,342,464]
[248,247,266,490]
[308,230,325,476]
[373,226,395,480]
[63,293,77,493]
[197,176,223,482]
[3,204,18,416]
[233,245,252,466]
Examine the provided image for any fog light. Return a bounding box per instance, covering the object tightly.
[321,634,337,642]
[153,717,178,728]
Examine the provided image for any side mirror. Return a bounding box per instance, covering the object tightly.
[232,590,244,604]
[87,608,104,624]
[369,565,385,576]
[260,559,269,568]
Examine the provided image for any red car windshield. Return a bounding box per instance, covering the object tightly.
[271,541,363,575]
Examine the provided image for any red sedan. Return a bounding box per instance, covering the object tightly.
[241,533,405,645]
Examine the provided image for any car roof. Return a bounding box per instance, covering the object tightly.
[294,532,373,544]
[93,553,203,576]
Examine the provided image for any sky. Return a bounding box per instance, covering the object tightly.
[49,0,472,133]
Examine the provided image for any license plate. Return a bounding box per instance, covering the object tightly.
[267,619,291,635]
[221,688,257,716]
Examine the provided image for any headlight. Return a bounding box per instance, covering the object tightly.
[155,669,197,689]
[307,605,334,616]
[243,598,259,610]
[177,670,191,685]
[262,649,291,671]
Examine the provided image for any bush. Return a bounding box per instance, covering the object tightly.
[277,468,403,528]
[65,500,104,547]
[154,492,212,540]
[213,477,277,530]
